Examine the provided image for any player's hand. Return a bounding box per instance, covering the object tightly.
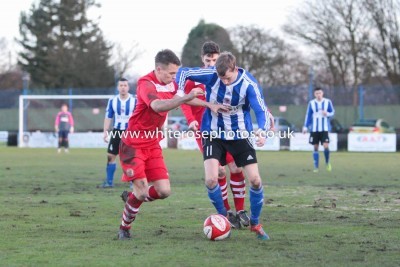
[103,131,109,143]
[70,127,74,134]
[255,136,266,147]
[187,88,205,100]
[207,103,229,114]
[302,126,308,134]
[255,129,266,147]
[322,111,328,116]
[188,121,199,131]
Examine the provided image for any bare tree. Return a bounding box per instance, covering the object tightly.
[111,42,142,79]
[332,0,371,104]
[0,38,12,73]
[364,0,400,85]
[283,1,347,86]
[284,0,371,105]
[230,25,309,86]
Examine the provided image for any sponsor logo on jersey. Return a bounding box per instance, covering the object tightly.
[152,82,175,92]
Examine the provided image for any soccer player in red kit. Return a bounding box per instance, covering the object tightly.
[117,49,223,240]
[180,41,250,229]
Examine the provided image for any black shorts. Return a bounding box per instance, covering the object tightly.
[202,138,257,167]
[309,131,330,145]
[107,129,124,155]
[58,130,69,139]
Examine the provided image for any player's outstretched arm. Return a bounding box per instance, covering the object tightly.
[181,80,197,125]
[186,96,229,114]
[150,88,204,113]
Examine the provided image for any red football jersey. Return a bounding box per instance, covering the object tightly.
[122,71,177,148]
[180,80,206,127]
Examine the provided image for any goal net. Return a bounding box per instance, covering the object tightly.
[18,95,112,148]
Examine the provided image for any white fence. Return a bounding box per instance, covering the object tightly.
[10,131,398,152]
[289,133,338,151]
[19,132,168,149]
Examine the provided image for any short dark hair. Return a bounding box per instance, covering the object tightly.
[202,41,220,56]
[314,87,323,91]
[119,78,128,82]
[155,49,181,66]
[215,52,236,77]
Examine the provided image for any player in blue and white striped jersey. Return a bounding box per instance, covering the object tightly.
[101,78,136,188]
[176,52,271,240]
[302,87,335,172]
[177,66,270,140]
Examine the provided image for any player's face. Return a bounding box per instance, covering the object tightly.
[118,81,129,96]
[218,67,238,85]
[61,105,68,112]
[314,90,323,100]
[156,63,179,84]
[202,53,219,68]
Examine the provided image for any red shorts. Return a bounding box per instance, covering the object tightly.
[225,152,235,164]
[119,141,169,182]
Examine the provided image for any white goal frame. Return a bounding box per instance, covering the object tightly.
[18,94,113,147]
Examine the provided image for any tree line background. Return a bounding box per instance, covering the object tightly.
[0,0,400,106]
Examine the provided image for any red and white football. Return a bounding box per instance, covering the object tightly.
[203,214,231,241]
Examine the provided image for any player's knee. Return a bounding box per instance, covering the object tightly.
[228,164,242,174]
[248,175,262,188]
[107,155,116,163]
[205,177,218,188]
[218,167,226,178]
[157,187,171,199]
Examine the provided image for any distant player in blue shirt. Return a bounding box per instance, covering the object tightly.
[101,78,136,188]
[302,87,335,172]
[176,51,272,240]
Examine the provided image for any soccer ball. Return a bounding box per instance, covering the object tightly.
[203,214,231,241]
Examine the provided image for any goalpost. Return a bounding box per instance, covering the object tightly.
[18,94,113,147]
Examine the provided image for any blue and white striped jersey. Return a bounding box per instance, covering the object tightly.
[176,67,270,140]
[304,98,335,132]
[105,94,136,130]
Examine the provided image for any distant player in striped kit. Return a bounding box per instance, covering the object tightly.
[180,41,250,229]
[176,51,272,240]
[55,103,74,153]
[302,87,335,172]
[101,78,136,188]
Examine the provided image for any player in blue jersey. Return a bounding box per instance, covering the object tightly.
[302,87,335,172]
[101,78,136,188]
[181,41,250,229]
[176,51,272,240]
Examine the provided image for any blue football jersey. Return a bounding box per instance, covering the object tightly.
[304,98,335,132]
[176,67,270,140]
[105,94,137,130]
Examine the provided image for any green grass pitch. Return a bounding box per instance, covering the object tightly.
[0,147,399,266]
